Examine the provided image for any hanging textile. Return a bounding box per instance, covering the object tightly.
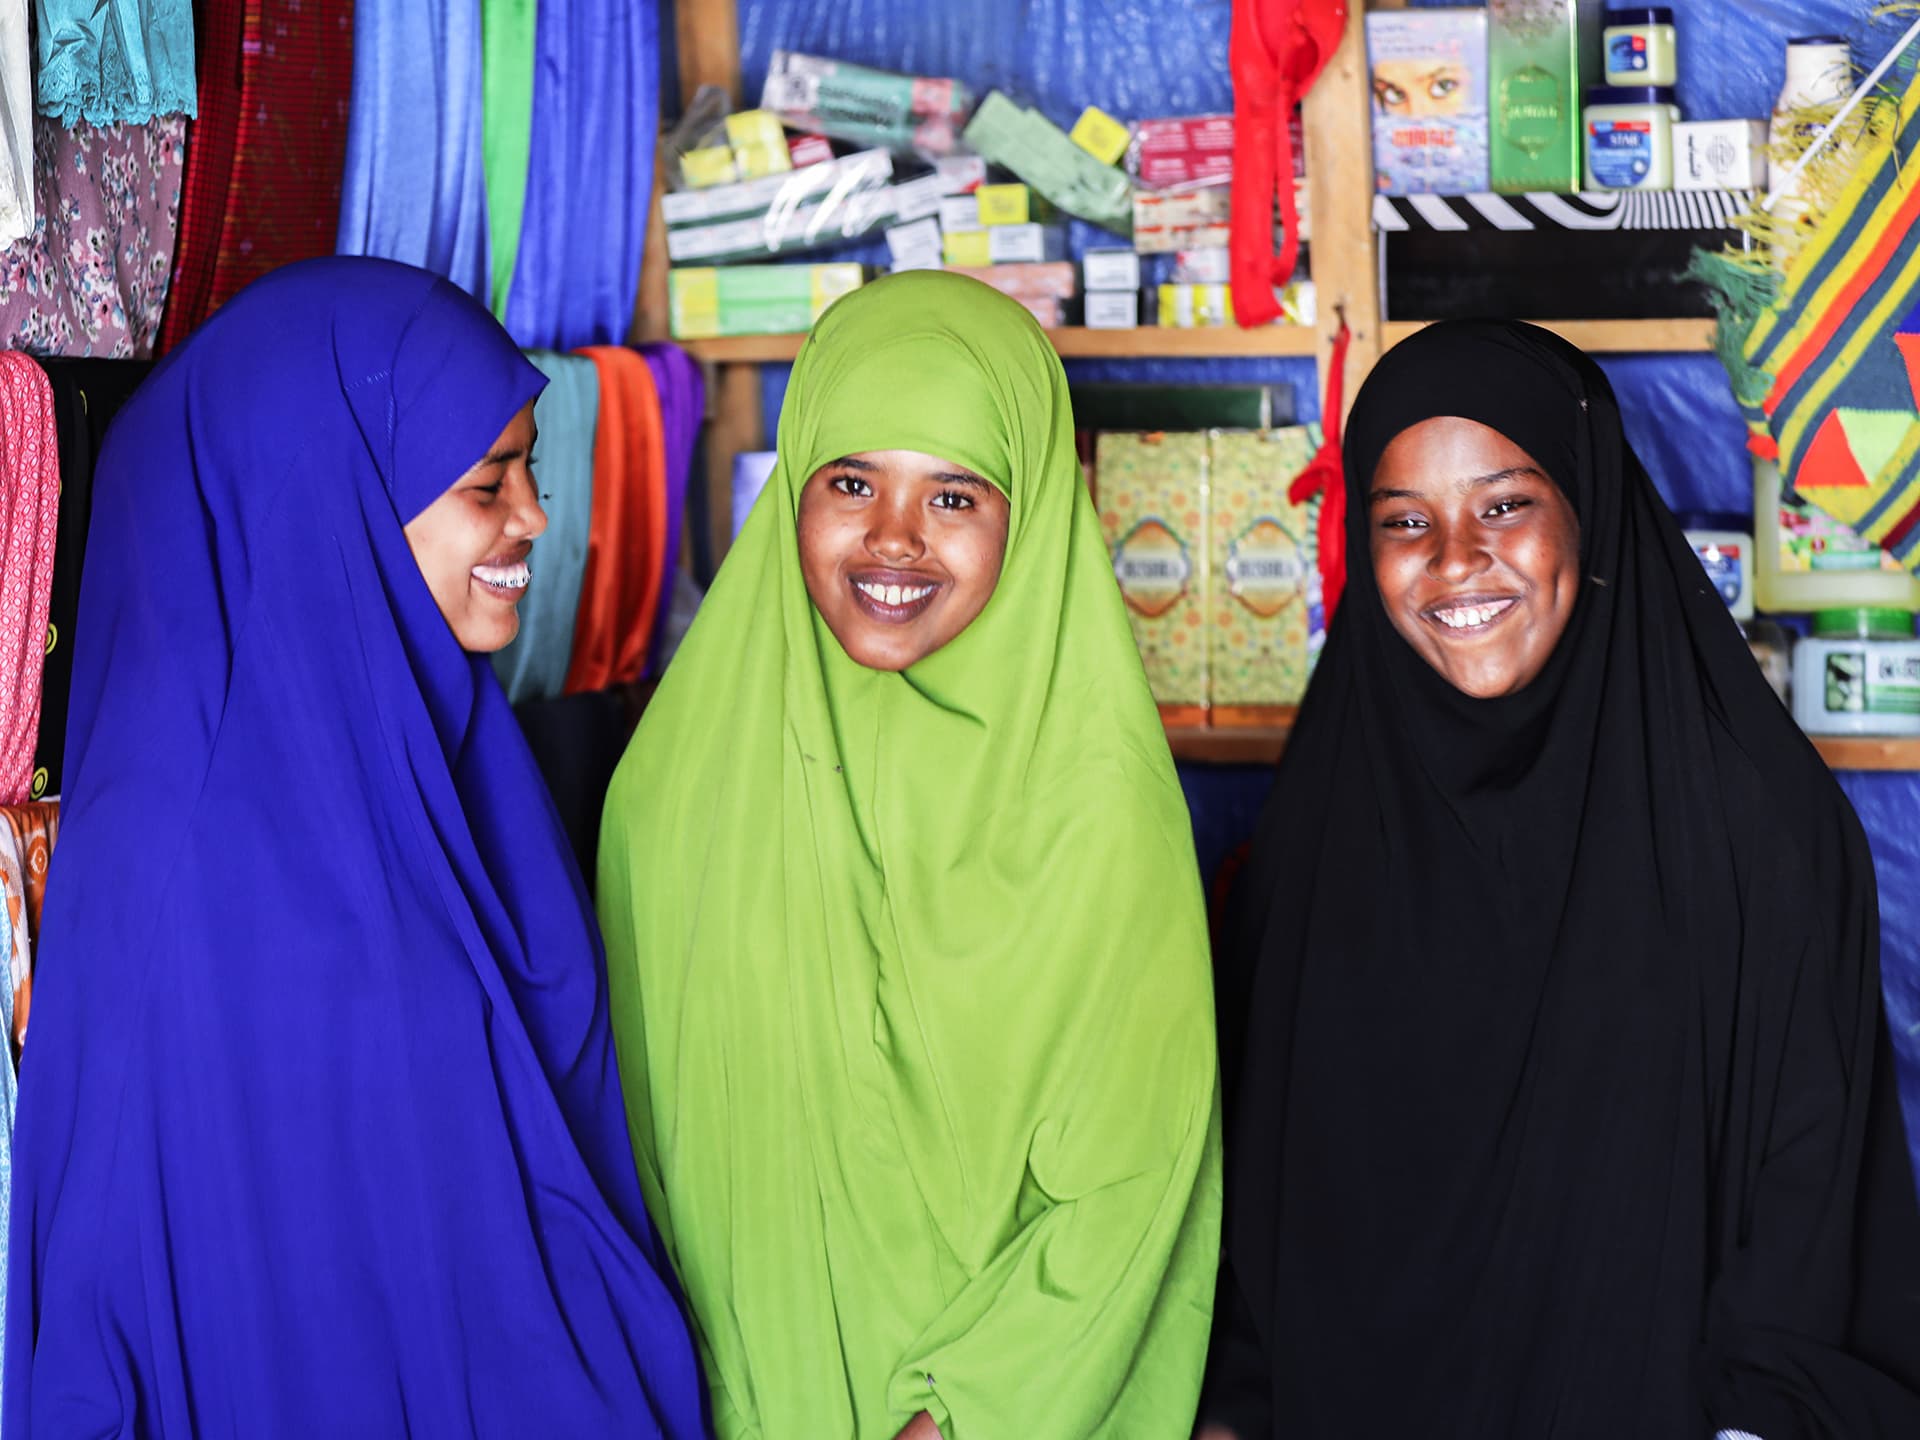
[637,343,703,679]
[1,115,184,356]
[504,0,657,348]
[491,350,601,705]
[155,0,242,352]
[0,802,58,1055]
[33,0,197,129]
[335,0,489,300]
[0,0,32,247]
[202,0,354,316]
[6,257,708,1437]
[34,359,150,799]
[0,831,16,1428]
[0,355,59,806]
[565,345,667,693]
[481,0,537,315]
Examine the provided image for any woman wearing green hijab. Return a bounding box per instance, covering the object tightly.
[598,271,1221,1440]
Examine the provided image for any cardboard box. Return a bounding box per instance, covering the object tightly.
[1172,247,1232,284]
[788,134,834,168]
[1674,119,1768,191]
[1085,290,1141,329]
[1083,248,1142,291]
[762,50,972,157]
[943,263,1077,302]
[1367,10,1491,195]
[976,183,1031,225]
[1208,426,1323,720]
[724,109,793,180]
[985,223,1063,264]
[1070,106,1133,166]
[1096,431,1211,721]
[669,264,864,339]
[1157,282,1234,327]
[1130,114,1239,190]
[1132,187,1232,254]
[964,92,1135,234]
[663,149,892,226]
[887,218,944,272]
[942,230,992,267]
[1490,0,1581,193]
[938,195,982,233]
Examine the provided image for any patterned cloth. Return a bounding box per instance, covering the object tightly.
[0,114,184,356]
[33,0,198,128]
[1741,58,1920,572]
[0,356,60,805]
[0,802,58,1056]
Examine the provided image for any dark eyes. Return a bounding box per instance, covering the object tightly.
[1377,496,1533,531]
[828,474,975,510]
[1430,75,1460,99]
[931,491,974,510]
[830,474,873,498]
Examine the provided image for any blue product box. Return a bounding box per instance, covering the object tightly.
[1366,10,1491,196]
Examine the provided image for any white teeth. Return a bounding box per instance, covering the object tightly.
[885,584,902,606]
[472,561,531,590]
[855,581,935,607]
[1436,601,1509,630]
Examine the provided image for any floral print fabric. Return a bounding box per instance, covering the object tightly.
[0,113,185,358]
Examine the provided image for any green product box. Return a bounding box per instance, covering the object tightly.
[669,264,865,340]
[1490,0,1582,193]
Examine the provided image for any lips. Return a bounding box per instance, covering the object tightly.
[847,569,942,624]
[472,549,532,599]
[1422,594,1519,636]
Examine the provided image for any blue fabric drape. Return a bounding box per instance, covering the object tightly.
[4,258,707,1437]
[504,0,656,348]
[34,0,197,127]
[335,2,490,300]
[493,350,600,704]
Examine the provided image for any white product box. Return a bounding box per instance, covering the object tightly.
[938,195,982,233]
[1172,247,1232,284]
[1674,119,1768,191]
[1082,248,1142,291]
[1085,290,1141,329]
[987,223,1058,264]
[886,217,944,271]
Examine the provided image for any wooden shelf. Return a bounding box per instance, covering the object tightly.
[682,324,1321,365]
[1167,718,1920,772]
[1382,318,1718,354]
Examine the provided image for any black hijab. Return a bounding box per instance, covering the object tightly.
[1206,321,1920,1439]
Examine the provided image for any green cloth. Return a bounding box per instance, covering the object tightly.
[598,270,1221,1440]
[480,0,535,316]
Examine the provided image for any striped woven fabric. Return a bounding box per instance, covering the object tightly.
[1741,59,1920,572]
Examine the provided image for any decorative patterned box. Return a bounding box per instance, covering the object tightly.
[1095,432,1211,723]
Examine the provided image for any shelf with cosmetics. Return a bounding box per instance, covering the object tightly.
[1162,719,1920,773]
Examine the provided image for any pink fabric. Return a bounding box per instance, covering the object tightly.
[0,354,61,802]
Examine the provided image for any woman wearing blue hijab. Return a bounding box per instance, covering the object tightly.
[4,257,709,1438]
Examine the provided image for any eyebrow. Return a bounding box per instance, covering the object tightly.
[825,456,993,490]
[1368,465,1546,504]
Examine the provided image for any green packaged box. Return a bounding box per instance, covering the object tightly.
[963,92,1134,236]
[1490,0,1582,193]
[669,265,865,340]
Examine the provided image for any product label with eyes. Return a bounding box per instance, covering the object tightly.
[1823,650,1920,716]
[1587,118,1655,187]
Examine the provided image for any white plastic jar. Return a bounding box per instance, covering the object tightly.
[1603,6,1678,87]
[1584,86,1680,191]
[1680,511,1755,621]
[1791,608,1920,737]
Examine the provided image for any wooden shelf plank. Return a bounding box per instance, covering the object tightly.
[1382,317,1718,353]
[1167,718,1920,772]
[681,324,1321,365]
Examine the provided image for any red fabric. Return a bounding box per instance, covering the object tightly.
[158,0,246,353]
[1289,319,1351,621]
[1230,0,1347,328]
[208,0,355,313]
[564,347,670,694]
[158,0,353,350]
[0,356,62,804]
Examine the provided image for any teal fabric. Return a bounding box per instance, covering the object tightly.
[34,0,197,127]
[492,351,600,703]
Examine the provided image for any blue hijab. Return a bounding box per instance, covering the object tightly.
[4,258,708,1439]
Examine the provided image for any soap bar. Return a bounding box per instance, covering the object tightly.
[1673,118,1767,190]
[1366,10,1491,194]
[1208,426,1324,720]
[1096,431,1211,722]
[1489,0,1581,193]
[1070,105,1133,166]
[963,92,1134,234]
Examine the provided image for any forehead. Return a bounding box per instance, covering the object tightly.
[1370,416,1545,486]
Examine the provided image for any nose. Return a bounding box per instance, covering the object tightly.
[1427,521,1489,584]
[864,497,924,563]
[506,472,549,543]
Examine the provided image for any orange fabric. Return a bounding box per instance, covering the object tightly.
[563,346,669,693]
[0,800,58,1056]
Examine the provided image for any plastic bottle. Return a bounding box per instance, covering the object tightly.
[1601,7,1677,87]
[1751,457,1920,613]
[1791,608,1920,736]
[1583,85,1680,190]
[1679,510,1755,620]
[1767,36,1851,211]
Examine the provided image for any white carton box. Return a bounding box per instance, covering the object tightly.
[1085,290,1140,329]
[1082,248,1142,291]
[1674,119,1767,191]
[886,217,944,272]
[938,195,982,233]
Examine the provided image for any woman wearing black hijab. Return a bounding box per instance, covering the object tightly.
[1201,320,1920,1440]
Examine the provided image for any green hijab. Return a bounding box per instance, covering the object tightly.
[599,271,1220,1440]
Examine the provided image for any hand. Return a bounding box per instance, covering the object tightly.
[892,1412,944,1440]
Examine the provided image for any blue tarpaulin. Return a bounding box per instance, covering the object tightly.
[733,0,1919,1154]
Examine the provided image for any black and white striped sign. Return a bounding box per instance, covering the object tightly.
[1373,190,1752,234]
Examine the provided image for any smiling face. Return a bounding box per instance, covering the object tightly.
[402,401,546,653]
[1368,415,1581,699]
[797,448,1012,671]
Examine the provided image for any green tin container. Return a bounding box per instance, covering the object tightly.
[1491,0,1584,193]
